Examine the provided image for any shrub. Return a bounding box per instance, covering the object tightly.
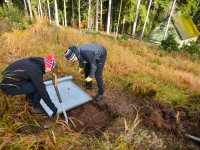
[0,5,28,30]
[117,35,129,41]
[0,5,23,23]
[181,42,200,54]
[161,34,179,52]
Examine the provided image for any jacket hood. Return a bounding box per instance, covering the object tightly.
[69,46,81,59]
[29,57,45,73]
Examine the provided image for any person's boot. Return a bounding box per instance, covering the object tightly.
[95,94,103,100]
[84,82,93,90]
[33,105,45,114]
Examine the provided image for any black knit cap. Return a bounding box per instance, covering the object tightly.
[64,46,77,61]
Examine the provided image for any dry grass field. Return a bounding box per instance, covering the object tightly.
[0,20,199,149]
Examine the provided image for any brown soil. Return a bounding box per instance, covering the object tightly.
[63,83,200,147]
[133,96,200,137]
[68,102,117,137]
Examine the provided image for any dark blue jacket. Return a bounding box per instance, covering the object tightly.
[1,57,57,112]
[71,43,106,78]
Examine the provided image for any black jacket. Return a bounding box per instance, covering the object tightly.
[71,43,106,78]
[1,57,57,112]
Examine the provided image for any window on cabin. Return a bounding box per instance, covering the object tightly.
[160,25,165,30]
[168,27,173,31]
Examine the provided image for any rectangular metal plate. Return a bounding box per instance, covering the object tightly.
[40,76,93,117]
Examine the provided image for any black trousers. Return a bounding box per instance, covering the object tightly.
[84,52,107,95]
[1,82,41,108]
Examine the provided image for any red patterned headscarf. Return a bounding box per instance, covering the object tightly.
[44,54,56,69]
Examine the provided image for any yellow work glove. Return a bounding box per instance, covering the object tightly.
[78,67,84,74]
[85,77,92,82]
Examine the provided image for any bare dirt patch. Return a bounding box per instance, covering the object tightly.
[132,96,200,138]
[68,102,118,137]
[67,82,200,144]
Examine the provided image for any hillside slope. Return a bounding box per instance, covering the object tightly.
[0,22,199,149]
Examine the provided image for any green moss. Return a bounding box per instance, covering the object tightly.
[119,74,189,107]
[156,82,188,105]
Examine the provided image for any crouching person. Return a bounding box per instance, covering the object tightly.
[0,54,57,116]
[64,43,107,100]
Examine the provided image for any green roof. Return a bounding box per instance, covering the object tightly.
[172,14,200,40]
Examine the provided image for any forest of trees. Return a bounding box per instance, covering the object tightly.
[0,0,200,40]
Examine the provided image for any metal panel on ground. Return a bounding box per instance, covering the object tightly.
[40,76,93,117]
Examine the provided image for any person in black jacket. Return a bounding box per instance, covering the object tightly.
[64,43,107,100]
[0,54,57,116]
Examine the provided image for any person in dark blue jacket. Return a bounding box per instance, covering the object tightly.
[0,54,57,116]
[65,43,107,100]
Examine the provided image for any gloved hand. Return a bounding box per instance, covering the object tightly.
[78,67,84,74]
[52,107,58,117]
[85,77,92,82]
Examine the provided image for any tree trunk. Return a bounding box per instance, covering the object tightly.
[64,0,67,27]
[122,16,125,35]
[140,0,152,39]
[100,0,103,29]
[47,0,51,24]
[54,0,59,26]
[38,4,40,17]
[10,0,13,7]
[95,0,99,31]
[193,0,200,18]
[27,0,33,20]
[132,0,141,37]
[110,8,113,33]
[164,0,176,39]
[71,0,74,27]
[62,17,64,26]
[6,0,13,7]
[88,0,91,31]
[106,0,112,34]
[39,0,43,17]
[23,0,28,13]
[78,0,81,30]
[116,0,123,37]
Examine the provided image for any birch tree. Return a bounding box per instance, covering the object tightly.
[27,0,33,20]
[88,0,91,31]
[64,0,67,27]
[71,0,74,27]
[132,0,141,37]
[116,0,123,36]
[100,0,103,29]
[193,0,200,18]
[38,0,42,17]
[62,17,64,25]
[54,0,59,26]
[78,0,81,30]
[47,0,51,24]
[37,4,40,17]
[95,0,99,31]
[5,0,13,7]
[23,0,28,14]
[140,0,153,39]
[163,0,176,39]
[122,16,125,35]
[106,0,112,34]
[193,0,200,23]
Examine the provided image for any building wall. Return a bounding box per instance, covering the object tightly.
[180,37,198,47]
[149,21,198,47]
[149,20,180,44]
